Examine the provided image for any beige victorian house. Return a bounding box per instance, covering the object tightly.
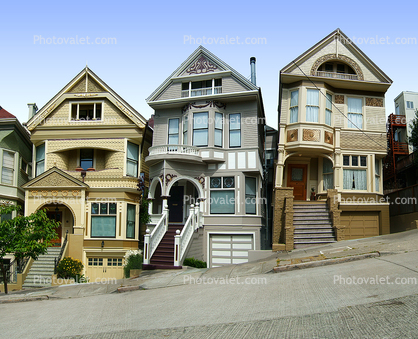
[22,67,151,281]
[273,29,392,250]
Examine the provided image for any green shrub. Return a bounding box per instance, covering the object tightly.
[124,253,143,278]
[183,257,207,268]
[56,257,83,280]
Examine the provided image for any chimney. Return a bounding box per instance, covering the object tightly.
[27,103,38,120]
[250,57,256,86]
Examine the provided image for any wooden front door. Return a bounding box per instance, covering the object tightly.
[287,164,307,201]
[168,186,184,222]
[47,211,62,246]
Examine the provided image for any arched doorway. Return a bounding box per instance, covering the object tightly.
[39,204,75,245]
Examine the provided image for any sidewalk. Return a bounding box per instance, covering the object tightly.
[1,229,417,303]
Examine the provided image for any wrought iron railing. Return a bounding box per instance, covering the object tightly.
[54,230,69,274]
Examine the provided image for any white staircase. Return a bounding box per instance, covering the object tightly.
[22,247,61,288]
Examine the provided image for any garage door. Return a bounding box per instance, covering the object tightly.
[340,212,379,240]
[86,257,124,282]
[209,234,254,268]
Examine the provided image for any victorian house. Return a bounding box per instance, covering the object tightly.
[144,47,266,268]
[273,29,392,250]
[21,68,151,283]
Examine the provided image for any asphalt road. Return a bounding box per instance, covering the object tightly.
[1,251,417,338]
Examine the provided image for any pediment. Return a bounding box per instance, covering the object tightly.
[23,167,88,189]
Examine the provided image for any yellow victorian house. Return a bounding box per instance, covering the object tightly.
[22,67,151,285]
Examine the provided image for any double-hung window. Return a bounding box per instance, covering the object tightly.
[323,158,334,190]
[343,155,367,190]
[126,204,136,239]
[193,112,208,147]
[229,113,241,148]
[35,143,45,176]
[1,151,14,185]
[91,202,117,237]
[245,177,257,215]
[306,89,319,122]
[126,142,139,177]
[347,97,363,129]
[290,90,299,123]
[215,113,223,147]
[210,177,235,214]
[325,93,332,126]
[80,149,94,170]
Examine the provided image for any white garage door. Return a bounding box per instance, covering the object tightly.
[210,234,254,268]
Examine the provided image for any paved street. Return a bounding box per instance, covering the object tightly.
[1,250,417,338]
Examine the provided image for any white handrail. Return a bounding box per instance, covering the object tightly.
[174,204,201,266]
[143,206,169,264]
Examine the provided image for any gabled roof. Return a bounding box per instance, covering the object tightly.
[22,167,89,189]
[147,46,258,102]
[0,106,16,119]
[281,28,392,84]
[26,67,147,130]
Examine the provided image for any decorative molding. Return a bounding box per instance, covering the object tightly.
[73,93,98,98]
[366,97,383,107]
[287,129,298,142]
[165,174,177,185]
[194,176,205,189]
[302,129,320,142]
[183,100,226,112]
[335,95,345,104]
[310,54,364,80]
[325,131,334,145]
[186,56,217,74]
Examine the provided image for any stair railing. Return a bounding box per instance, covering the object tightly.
[174,204,200,266]
[54,230,69,274]
[143,206,169,265]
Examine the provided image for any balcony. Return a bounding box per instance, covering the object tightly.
[392,141,409,155]
[181,86,222,98]
[315,71,358,81]
[146,145,203,165]
[389,114,407,126]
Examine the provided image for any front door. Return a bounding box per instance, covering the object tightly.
[287,164,307,201]
[168,186,184,222]
[47,211,62,246]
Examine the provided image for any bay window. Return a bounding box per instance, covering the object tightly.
[347,97,363,129]
[326,93,332,125]
[91,202,117,237]
[35,143,45,176]
[306,89,319,122]
[126,142,139,177]
[290,90,299,123]
[210,176,235,214]
[229,113,241,148]
[215,113,223,147]
[343,155,367,190]
[126,204,135,239]
[1,151,14,185]
[193,112,208,146]
[245,177,257,215]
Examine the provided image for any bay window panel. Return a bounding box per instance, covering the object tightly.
[306,89,319,122]
[91,216,116,237]
[126,204,135,239]
[210,191,235,214]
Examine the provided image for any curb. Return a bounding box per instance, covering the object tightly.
[117,286,140,293]
[0,295,49,304]
[273,252,380,273]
